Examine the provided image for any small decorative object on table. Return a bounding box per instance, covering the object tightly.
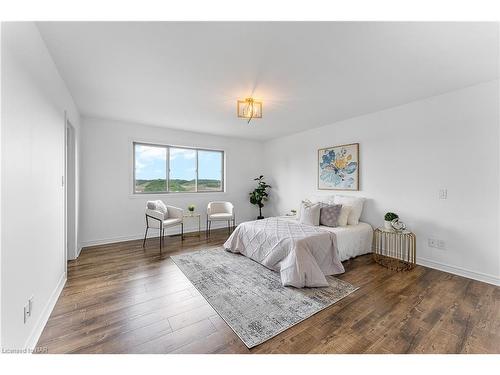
[390,218,406,231]
[188,204,195,212]
[372,227,416,271]
[384,212,399,230]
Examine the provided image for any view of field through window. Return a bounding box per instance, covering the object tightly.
[134,143,223,193]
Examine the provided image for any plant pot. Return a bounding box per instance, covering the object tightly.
[384,220,393,230]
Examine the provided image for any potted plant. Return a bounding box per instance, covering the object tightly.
[187,204,195,213]
[249,175,271,220]
[384,212,399,229]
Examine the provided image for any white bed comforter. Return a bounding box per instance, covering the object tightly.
[223,217,345,288]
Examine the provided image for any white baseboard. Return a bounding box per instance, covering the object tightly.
[24,271,67,351]
[76,243,82,258]
[81,233,150,247]
[417,257,500,286]
[80,222,236,249]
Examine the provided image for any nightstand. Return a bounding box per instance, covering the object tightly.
[372,227,416,271]
[183,212,201,237]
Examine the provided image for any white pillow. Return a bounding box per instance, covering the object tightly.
[308,195,335,205]
[337,205,351,227]
[299,201,320,226]
[148,200,168,219]
[333,196,365,225]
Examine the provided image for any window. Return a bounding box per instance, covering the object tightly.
[198,150,223,191]
[133,142,224,194]
[169,147,196,192]
[134,144,167,193]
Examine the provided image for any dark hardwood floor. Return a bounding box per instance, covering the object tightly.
[36,229,500,354]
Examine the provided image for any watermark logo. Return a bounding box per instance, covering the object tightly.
[1,346,48,354]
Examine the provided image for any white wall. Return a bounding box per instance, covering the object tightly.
[1,22,81,349]
[80,117,265,247]
[264,81,500,285]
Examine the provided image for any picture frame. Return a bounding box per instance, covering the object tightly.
[318,143,359,191]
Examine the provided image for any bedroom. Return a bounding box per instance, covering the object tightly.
[1,1,499,372]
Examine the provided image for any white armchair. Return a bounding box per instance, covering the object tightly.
[142,200,184,253]
[206,201,235,237]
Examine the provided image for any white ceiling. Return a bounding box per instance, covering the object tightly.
[37,22,499,140]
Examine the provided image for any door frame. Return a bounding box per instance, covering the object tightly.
[64,112,77,264]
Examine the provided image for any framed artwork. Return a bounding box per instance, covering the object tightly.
[318,143,359,190]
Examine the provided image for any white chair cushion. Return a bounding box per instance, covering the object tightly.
[163,218,182,227]
[146,216,182,229]
[209,213,234,220]
[333,195,365,225]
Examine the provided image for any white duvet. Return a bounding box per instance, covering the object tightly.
[319,222,373,261]
[223,217,345,288]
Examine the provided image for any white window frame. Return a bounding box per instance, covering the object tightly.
[132,141,225,194]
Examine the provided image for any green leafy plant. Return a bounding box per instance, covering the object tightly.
[188,204,195,212]
[249,175,271,219]
[384,212,399,221]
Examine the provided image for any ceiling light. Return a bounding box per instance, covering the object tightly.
[237,98,262,124]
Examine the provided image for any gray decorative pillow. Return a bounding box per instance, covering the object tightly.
[319,204,342,227]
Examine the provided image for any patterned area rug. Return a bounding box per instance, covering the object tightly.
[172,247,358,348]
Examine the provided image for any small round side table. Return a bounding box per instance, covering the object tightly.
[372,227,416,271]
[183,212,201,237]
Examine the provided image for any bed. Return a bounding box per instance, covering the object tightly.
[319,222,373,261]
[223,216,373,288]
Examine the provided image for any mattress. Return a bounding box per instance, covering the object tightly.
[318,222,373,261]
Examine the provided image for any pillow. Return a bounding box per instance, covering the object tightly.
[147,200,168,219]
[337,205,351,227]
[333,195,365,225]
[299,201,320,226]
[309,195,335,205]
[319,204,342,227]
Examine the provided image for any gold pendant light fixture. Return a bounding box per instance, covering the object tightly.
[237,97,262,124]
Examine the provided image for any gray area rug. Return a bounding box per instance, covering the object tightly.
[171,247,358,348]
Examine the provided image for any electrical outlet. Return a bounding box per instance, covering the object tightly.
[428,238,446,250]
[439,188,448,199]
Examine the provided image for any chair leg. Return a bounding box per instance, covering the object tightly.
[181,223,184,241]
[227,220,230,234]
[142,226,148,249]
[159,225,163,254]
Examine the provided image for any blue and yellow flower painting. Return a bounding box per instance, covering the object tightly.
[318,143,359,190]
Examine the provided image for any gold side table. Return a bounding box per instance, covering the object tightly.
[183,212,201,237]
[372,227,416,271]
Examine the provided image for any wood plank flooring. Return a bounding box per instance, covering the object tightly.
[36,229,500,354]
